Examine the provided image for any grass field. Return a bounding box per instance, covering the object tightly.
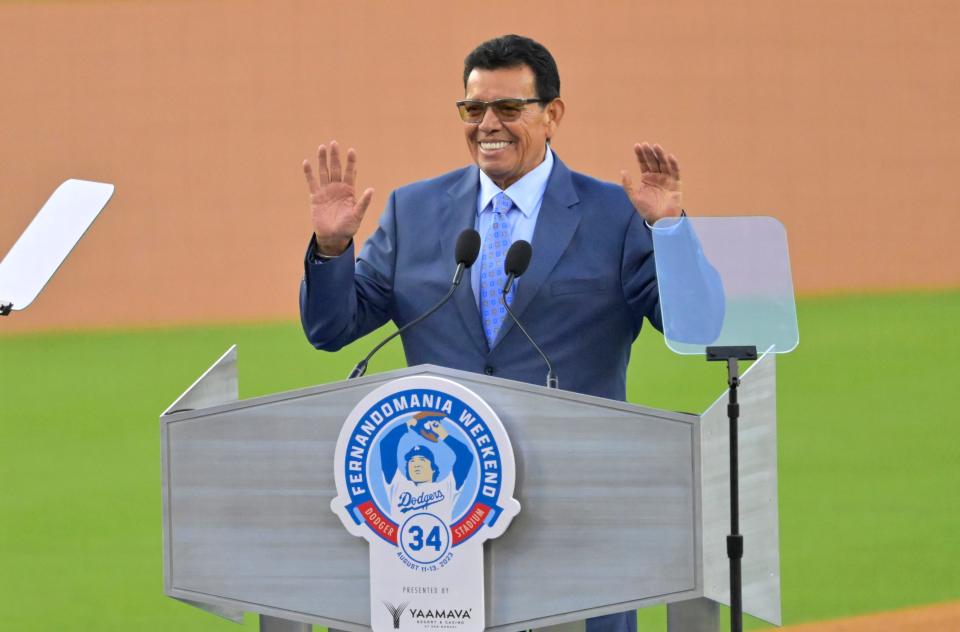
[1,290,958,630]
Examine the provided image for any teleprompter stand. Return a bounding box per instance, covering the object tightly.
[706,345,759,632]
[652,215,798,631]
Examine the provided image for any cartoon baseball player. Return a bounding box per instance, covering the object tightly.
[379,411,474,523]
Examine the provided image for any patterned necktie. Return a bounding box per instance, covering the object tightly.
[480,193,515,346]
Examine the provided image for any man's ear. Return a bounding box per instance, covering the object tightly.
[544,98,565,141]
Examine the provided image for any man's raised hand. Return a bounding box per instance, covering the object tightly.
[303,141,374,256]
[620,142,683,225]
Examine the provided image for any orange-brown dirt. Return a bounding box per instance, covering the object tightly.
[1,1,959,334]
[781,601,960,632]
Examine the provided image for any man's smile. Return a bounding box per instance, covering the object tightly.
[478,140,514,152]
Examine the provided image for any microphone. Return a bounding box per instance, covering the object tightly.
[500,241,558,389]
[502,240,532,295]
[452,229,481,286]
[348,228,481,379]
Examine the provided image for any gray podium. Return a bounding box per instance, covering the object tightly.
[161,348,781,631]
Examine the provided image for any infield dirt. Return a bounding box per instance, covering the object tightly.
[781,601,960,632]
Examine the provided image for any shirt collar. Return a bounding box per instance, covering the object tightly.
[478,147,554,218]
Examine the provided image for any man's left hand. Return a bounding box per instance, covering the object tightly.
[620,142,683,225]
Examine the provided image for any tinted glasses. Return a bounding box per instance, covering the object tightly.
[455,98,547,124]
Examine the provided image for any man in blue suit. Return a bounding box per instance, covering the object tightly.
[301,35,709,631]
[300,34,701,403]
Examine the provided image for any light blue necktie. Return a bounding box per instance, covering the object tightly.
[480,193,515,346]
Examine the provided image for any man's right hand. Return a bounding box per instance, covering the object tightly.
[303,140,375,257]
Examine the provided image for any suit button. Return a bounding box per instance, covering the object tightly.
[483,365,494,375]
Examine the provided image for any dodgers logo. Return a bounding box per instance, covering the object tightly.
[332,376,519,632]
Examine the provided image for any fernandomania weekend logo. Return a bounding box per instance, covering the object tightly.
[332,376,520,632]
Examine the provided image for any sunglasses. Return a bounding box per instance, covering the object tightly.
[455,98,548,124]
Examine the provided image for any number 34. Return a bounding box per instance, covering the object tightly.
[407,525,443,551]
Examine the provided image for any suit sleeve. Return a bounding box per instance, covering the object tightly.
[621,212,726,344]
[300,192,400,351]
[621,211,664,333]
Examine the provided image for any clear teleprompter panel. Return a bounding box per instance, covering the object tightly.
[652,216,799,356]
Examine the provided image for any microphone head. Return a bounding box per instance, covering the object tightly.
[504,240,533,277]
[455,229,482,268]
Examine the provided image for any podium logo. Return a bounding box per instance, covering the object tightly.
[332,382,517,558]
[331,375,521,632]
[383,601,409,629]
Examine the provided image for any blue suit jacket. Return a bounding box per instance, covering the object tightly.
[301,156,704,402]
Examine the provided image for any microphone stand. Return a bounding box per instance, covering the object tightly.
[500,283,558,389]
[347,266,465,380]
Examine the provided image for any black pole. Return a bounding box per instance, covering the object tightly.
[707,345,756,632]
[727,356,743,632]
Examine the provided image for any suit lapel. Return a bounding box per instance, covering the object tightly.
[492,157,581,349]
[440,166,489,355]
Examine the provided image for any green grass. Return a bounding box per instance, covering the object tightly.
[1,290,958,630]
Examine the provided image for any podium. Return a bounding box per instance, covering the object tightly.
[160,348,781,631]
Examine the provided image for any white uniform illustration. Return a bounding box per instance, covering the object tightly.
[388,468,459,523]
[380,412,475,525]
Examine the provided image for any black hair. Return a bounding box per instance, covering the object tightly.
[463,34,560,102]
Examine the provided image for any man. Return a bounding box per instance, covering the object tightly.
[300,34,692,402]
[379,413,474,524]
[301,34,700,632]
